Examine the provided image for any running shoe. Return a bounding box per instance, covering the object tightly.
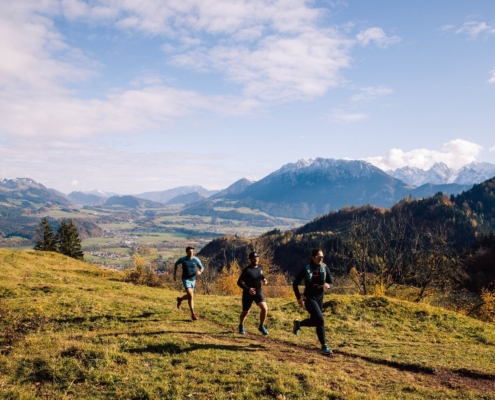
[176,297,182,309]
[321,345,332,356]
[238,324,246,335]
[191,312,198,321]
[258,324,269,335]
[293,319,301,335]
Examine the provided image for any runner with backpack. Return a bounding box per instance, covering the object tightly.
[292,248,334,355]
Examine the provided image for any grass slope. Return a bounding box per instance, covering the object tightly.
[1,249,495,399]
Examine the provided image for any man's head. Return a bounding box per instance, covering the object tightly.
[248,251,259,266]
[186,246,194,258]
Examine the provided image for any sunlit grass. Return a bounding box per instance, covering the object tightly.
[1,249,494,399]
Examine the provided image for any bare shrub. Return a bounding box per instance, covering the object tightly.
[123,253,162,287]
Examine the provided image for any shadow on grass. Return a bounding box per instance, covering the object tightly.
[126,342,264,355]
[336,350,495,381]
[54,311,163,324]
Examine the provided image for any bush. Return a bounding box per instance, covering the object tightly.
[123,253,162,287]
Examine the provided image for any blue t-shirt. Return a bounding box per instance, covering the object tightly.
[174,256,204,280]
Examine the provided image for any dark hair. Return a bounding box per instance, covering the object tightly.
[310,248,323,258]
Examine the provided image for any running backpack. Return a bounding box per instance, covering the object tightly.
[304,264,326,284]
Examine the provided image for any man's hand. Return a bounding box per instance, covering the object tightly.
[298,296,305,307]
[249,288,256,295]
[324,283,330,289]
[262,278,268,285]
[197,270,202,276]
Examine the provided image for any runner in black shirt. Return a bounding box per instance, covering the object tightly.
[237,252,269,335]
[292,248,333,355]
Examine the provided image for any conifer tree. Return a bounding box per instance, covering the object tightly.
[57,219,84,260]
[33,217,57,252]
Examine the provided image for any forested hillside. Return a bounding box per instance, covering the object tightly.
[199,177,495,293]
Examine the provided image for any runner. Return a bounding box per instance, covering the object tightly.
[292,248,334,355]
[174,246,204,321]
[237,251,269,335]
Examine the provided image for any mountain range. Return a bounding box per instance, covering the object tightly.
[182,158,473,220]
[3,159,495,222]
[388,162,495,186]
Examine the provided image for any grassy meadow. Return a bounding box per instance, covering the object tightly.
[1,249,495,399]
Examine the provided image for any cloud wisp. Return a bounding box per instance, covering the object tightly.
[351,86,393,102]
[366,139,484,171]
[356,27,400,48]
[456,21,495,39]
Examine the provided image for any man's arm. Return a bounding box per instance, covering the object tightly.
[237,269,250,291]
[260,268,268,285]
[195,257,205,275]
[173,258,182,281]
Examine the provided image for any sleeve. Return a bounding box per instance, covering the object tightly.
[292,268,306,300]
[260,267,266,280]
[174,257,182,269]
[237,268,249,291]
[195,257,204,271]
[325,266,333,284]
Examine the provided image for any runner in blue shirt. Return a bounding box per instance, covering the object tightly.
[174,246,204,320]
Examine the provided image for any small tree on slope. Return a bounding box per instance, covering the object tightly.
[57,219,84,261]
[33,218,57,252]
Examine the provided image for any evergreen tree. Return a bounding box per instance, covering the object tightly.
[57,219,84,260]
[33,217,57,252]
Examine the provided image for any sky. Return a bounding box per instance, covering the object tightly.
[1,0,495,194]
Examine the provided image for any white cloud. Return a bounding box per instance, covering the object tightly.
[171,29,353,100]
[330,109,368,123]
[71,180,79,186]
[356,27,400,48]
[0,0,390,135]
[490,146,495,153]
[351,86,393,102]
[489,68,495,84]
[456,21,495,38]
[365,139,483,171]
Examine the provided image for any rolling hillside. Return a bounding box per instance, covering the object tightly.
[1,249,495,398]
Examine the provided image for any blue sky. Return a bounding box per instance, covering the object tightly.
[1,0,494,194]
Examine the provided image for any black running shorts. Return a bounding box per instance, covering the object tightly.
[242,292,266,311]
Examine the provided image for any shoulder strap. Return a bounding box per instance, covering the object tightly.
[320,264,326,282]
[305,264,312,283]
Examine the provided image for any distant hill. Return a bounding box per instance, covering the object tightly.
[166,192,208,205]
[185,158,468,220]
[208,178,253,200]
[104,195,164,209]
[68,191,107,206]
[84,189,120,197]
[135,185,218,204]
[0,178,72,207]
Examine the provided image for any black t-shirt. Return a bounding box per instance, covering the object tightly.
[237,265,265,294]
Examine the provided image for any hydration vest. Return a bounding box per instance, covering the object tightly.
[304,264,327,284]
